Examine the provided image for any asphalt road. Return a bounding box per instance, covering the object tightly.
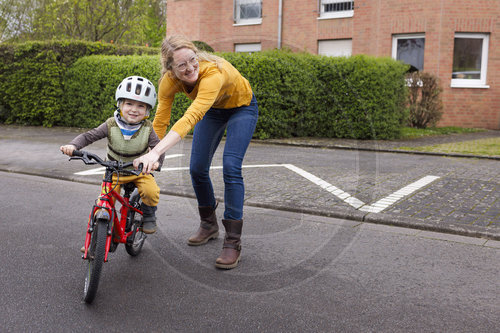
[1,172,499,332]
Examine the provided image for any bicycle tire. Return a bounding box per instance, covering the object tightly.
[125,190,146,256]
[83,218,108,304]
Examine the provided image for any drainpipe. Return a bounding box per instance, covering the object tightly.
[277,0,283,49]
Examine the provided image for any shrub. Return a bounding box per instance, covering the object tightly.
[62,55,190,131]
[63,55,159,128]
[193,41,214,52]
[0,41,159,126]
[224,51,409,139]
[0,48,64,126]
[308,54,409,139]
[406,71,443,128]
[223,50,319,139]
[1,41,410,140]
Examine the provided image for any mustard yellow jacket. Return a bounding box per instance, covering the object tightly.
[153,58,253,139]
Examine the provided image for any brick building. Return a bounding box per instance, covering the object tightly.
[166,0,499,130]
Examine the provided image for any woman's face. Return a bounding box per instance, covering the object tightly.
[172,48,199,87]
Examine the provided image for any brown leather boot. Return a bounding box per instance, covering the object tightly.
[215,219,242,269]
[187,203,219,246]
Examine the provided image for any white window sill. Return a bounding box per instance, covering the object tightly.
[450,83,490,89]
[318,11,354,20]
[233,19,262,27]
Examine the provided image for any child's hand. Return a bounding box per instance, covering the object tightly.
[60,144,77,156]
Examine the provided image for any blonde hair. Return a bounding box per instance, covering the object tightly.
[160,35,222,81]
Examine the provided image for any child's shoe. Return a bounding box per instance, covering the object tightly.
[142,220,157,234]
[141,204,157,234]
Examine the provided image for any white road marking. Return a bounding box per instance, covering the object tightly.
[74,154,185,175]
[282,164,365,206]
[74,161,440,213]
[163,154,185,159]
[75,167,106,176]
[161,164,284,172]
[283,164,439,213]
[358,175,440,213]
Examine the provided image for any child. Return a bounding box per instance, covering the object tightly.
[60,76,164,234]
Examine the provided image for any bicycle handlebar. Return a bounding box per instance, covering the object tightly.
[70,150,143,176]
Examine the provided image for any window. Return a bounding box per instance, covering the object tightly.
[235,43,261,53]
[234,0,262,25]
[318,39,352,57]
[451,33,489,88]
[392,34,425,72]
[319,0,354,19]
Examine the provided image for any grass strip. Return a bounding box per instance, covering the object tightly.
[397,137,500,157]
[400,126,483,139]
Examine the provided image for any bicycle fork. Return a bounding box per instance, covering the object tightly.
[83,206,114,262]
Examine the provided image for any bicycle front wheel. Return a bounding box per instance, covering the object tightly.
[83,218,108,304]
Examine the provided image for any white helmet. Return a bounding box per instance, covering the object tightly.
[115,76,157,110]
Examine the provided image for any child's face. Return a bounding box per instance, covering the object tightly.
[120,99,148,123]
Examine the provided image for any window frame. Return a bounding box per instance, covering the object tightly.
[234,43,262,53]
[451,33,490,89]
[318,39,352,57]
[318,0,354,20]
[391,33,425,72]
[233,0,262,26]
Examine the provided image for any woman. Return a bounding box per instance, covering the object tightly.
[134,35,258,269]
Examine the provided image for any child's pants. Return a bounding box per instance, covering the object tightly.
[111,173,160,207]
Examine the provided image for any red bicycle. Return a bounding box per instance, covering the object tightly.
[69,150,146,304]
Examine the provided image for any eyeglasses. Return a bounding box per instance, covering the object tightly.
[175,56,198,72]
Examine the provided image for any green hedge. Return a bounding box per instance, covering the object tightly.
[224,51,408,139]
[0,41,158,126]
[0,41,409,139]
[62,55,190,130]
[63,55,161,128]
[223,51,319,139]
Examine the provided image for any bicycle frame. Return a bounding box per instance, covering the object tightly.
[70,150,147,303]
[83,167,142,262]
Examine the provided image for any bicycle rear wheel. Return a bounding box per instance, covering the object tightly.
[83,218,108,304]
[125,190,146,256]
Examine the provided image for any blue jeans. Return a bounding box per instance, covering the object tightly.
[190,95,258,220]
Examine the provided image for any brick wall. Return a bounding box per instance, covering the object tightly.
[166,0,500,129]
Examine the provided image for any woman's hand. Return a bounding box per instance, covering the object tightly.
[134,130,181,174]
[134,150,160,174]
[60,144,77,156]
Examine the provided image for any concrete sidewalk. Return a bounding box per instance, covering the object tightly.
[1,125,499,240]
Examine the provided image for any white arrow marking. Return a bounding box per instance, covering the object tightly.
[74,161,439,213]
[282,164,366,208]
[282,164,439,213]
[357,175,440,212]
